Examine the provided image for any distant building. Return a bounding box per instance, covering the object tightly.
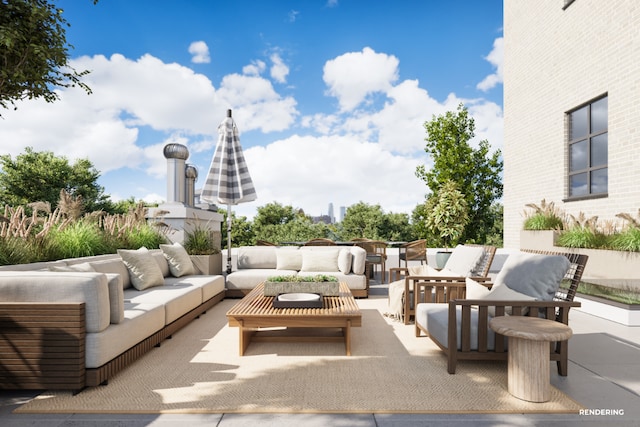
[339,206,346,223]
[312,215,332,225]
[328,203,335,224]
[503,0,640,248]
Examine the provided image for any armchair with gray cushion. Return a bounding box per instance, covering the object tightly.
[414,250,588,375]
[388,244,496,324]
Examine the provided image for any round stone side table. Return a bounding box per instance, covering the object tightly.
[489,316,573,403]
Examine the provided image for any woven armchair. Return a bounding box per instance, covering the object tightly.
[414,250,588,375]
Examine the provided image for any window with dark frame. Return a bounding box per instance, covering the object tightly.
[567,95,608,199]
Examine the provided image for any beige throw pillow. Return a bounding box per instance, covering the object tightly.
[117,247,165,290]
[160,242,195,277]
[300,250,340,272]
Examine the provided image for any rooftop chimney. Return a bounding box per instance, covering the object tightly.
[163,143,189,204]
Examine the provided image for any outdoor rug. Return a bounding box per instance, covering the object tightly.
[15,297,583,414]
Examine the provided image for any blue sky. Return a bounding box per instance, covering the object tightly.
[1,0,504,219]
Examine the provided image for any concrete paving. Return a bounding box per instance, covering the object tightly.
[2,251,639,426]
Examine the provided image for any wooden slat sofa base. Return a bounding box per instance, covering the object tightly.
[0,291,225,392]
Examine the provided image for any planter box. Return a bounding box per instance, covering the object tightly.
[520,230,640,293]
[575,293,640,326]
[190,253,222,275]
[263,281,340,297]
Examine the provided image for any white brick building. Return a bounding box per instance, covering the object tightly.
[503,0,640,248]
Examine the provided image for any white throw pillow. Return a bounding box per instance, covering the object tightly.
[117,247,165,290]
[465,277,491,299]
[478,282,537,316]
[276,248,303,271]
[338,249,352,274]
[160,242,195,277]
[300,250,340,272]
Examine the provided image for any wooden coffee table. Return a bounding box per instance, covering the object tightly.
[226,282,362,356]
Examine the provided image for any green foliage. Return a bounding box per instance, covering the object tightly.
[340,202,385,240]
[610,227,640,252]
[556,226,608,249]
[267,274,338,283]
[0,0,92,113]
[424,180,469,249]
[218,208,254,249]
[522,199,564,230]
[416,103,503,243]
[47,220,107,259]
[578,282,640,305]
[0,147,111,213]
[0,236,38,264]
[183,223,220,255]
[125,224,166,250]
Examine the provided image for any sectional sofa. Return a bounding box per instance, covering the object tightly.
[225,245,370,298]
[0,245,225,392]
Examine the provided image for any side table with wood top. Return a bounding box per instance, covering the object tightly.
[489,316,573,403]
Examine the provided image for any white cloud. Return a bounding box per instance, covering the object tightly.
[239,134,429,219]
[243,60,266,76]
[0,47,503,221]
[188,41,210,64]
[288,10,299,22]
[477,37,503,92]
[270,53,289,84]
[323,47,399,111]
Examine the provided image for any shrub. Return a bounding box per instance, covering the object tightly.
[522,199,564,230]
[183,223,220,255]
[523,213,563,230]
[125,224,167,250]
[556,226,608,249]
[610,227,640,252]
[48,220,108,259]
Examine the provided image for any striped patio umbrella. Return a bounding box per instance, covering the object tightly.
[201,109,257,273]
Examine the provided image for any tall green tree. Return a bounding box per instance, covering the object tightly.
[416,103,503,243]
[0,147,111,213]
[0,0,94,113]
[340,202,385,240]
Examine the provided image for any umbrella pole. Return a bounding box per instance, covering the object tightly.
[226,203,232,274]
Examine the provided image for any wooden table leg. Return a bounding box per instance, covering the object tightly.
[344,320,352,356]
[238,320,255,356]
[508,336,550,402]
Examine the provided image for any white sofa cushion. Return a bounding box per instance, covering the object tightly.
[164,275,225,302]
[338,249,352,274]
[160,242,195,277]
[349,246,367,275]
[0,271,111,333]
[85,302,165,368]
[118,247,165,290]
[227,269,298,290]
[494,252,570,301]
[124,282,202,325]
[89,258,132,289]
[275,248,303,270]
[49,264,125,324]
[237,246,277,269]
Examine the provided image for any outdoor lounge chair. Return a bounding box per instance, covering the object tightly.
[414,250,588,375]
[304,238,336,246]
[388,244,496,324]
[398,239,427,268]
